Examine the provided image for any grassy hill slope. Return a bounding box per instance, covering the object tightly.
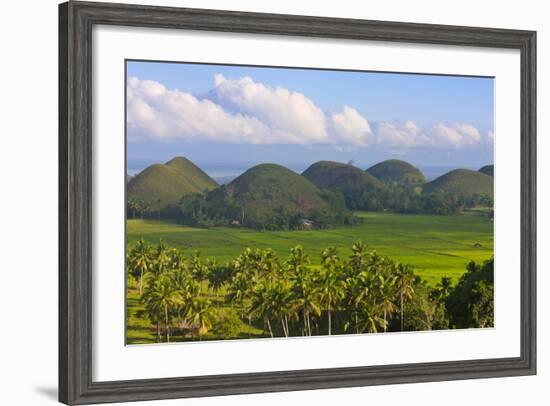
[302,161,388,210]
[207,163,343,227]
[366,159,426,185]
[128,157,217,207]
[423,169,493,197]
[165,157,218,190]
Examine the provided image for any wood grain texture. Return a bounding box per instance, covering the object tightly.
[58,1,537,404]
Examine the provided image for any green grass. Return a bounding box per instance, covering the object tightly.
[127,211,493,286]
[423,169,493,197]
[303,160,386,192]
[128,156,217,207]
[366,159,426,184]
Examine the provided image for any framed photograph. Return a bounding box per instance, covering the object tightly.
[59,1,536,404]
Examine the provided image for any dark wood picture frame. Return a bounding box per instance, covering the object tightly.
[59,1,537,404]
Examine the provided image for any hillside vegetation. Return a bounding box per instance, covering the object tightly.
[128,157,217,209]
[423,169,493,197]
[302,161,387,210]
[184,163,353,229]
[127,156,495,226]
[366,159,426,185]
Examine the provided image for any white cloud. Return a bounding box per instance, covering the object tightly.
[127,74,487,150]
[210,74,329,144]
[374,121,486,149]
[329,106,373,147]
[375,121,430,148]
[127,76,272,143]
[425,123,481,148]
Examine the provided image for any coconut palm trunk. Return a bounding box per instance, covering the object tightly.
[280,318,288,337]
[284,315,290,337]
[328,305,332,336]
[165,304,170,343]
[400,291,404,331]
[266,318,274,338]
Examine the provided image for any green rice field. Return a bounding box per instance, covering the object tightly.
[127,211,493,286]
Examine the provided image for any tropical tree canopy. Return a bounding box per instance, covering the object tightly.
[127,239,493,342]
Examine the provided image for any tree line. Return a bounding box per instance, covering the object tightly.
[127,239,494,342]
[128,185,493,230]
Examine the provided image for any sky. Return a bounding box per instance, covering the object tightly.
[126,60,494,178]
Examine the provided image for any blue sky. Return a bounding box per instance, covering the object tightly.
[126,60,494,178]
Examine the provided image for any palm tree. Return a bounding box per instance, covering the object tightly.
[377,273,397,333]
[344,271,370,334]
[154,240,171,275]
[249,281,279,338]
[190,251,208,291]
[357,299,386,333]
[256,249,279,281]
[344,241,370,333]
[433,276,453,303]
[128,238,153,296]
[227,271,253,321]
[270,282,295,337]
[285,246,318,336]
[170,264,198,327]
[127,198,138,219]
[143,300,163,342]
[285,245,309,282]
[169,248,188,273]
[233,248,254,275]
[349,241,369,276]
[367,250,384,276]
[207,259,227,305]
[293,280,320,336]
[186,298,215,341]
[395,263,415,331]
[319,246,344,336]
[142,273,181,342]
[286,246,308,270]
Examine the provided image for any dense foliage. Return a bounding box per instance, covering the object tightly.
[127,239,494,342]
[385,187,493,215]
[446,258,494,328]
[179,164,356,230]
